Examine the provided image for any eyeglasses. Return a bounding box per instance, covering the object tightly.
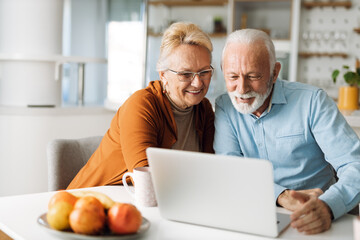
[167,66,214,82]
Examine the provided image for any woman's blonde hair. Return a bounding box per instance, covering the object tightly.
[156,22,213,71]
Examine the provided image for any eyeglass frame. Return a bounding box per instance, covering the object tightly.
[167,65,214,82]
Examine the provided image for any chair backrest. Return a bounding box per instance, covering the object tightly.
[47,136,102,191]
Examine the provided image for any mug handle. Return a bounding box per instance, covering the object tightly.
[122,172,135,199]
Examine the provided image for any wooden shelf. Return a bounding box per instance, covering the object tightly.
[298,52,349,58]
[209,32,227,37]
[148,0,228,6]
[354,28,360,34]
[303,1,352,9]
[148,32,163,37]
[148,32,227,37]
[235,0,290,2]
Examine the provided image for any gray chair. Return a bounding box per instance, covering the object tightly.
[47,136,102,191]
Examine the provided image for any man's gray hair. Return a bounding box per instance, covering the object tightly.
[221,29,276,74]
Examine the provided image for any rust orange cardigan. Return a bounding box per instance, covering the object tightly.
[67,81,214,189]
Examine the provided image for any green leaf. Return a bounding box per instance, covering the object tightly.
[332,70,340,83]
[343,71,357,85]
[343,65,350,69]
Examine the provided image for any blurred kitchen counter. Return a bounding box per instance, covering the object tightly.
[0,106,115,197]
[0,105,115,116]
[343,110,360,128]
[342,110,360,137]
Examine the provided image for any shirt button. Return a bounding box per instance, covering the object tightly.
[258,143,263,147]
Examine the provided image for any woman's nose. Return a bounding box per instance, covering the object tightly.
[191,74,203,88]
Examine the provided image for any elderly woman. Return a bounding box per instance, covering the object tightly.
[67,22,214,188]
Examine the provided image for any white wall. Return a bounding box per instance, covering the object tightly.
[0,107,114,197]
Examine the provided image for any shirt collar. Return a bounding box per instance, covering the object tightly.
[250,79,286,119]
[266,92,274,113]
[271,79,287,105]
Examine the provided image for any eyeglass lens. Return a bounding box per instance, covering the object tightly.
[177,69,213,82]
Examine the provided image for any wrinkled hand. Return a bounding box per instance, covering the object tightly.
[277,188,323,211]
[289,190,332,234]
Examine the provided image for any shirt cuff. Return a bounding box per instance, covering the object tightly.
[319,192,346,220]
[274,183,287,205]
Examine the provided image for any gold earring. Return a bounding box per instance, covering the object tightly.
[162,82,167,94]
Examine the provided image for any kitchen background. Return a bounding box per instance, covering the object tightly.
[0,0,359,197]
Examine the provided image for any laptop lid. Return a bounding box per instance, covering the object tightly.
[146,147,288,238]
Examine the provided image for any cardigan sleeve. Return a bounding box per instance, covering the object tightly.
[117,92,163,173]
[201,98,215,153]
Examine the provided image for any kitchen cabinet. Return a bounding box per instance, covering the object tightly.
[147,0,229,36]
[231,0,299,83]
[297,0,359,99]
[302,1,352,9]
[232,0,292,40]
[0,0,109,108]
[148,0,228,6]
[298,1,353,59]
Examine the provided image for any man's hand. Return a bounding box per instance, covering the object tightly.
[289,190,332,234]
[277,188,323,211]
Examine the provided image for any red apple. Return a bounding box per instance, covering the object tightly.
[107,203,142,234]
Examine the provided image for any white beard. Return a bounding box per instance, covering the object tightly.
[228,80,273,114]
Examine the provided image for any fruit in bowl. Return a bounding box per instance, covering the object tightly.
[108,203,142,234]
[69,196,106,235]
[45,190,143,236]
[47,191,78,231]
[48,191,78,209]
[47,201,74,231]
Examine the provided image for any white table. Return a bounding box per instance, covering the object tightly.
[0,186,356,240]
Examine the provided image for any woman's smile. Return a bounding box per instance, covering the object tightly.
[186,89,202,95]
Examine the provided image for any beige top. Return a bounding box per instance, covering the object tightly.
[166,94,200,152]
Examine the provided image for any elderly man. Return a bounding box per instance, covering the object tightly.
[214,28,360,234]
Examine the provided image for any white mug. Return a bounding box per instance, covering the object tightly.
[122,167,157,207]
[354,204,360,240]
[354,217,360,240]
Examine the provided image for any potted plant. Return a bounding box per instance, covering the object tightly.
[332,61,360,112]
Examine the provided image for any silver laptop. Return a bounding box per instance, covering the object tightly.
[146,147,291,238]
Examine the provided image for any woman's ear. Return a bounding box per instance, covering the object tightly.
[159,71,168,93]
[159,71,166,81]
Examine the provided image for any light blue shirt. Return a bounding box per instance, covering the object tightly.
[214,79,360,220]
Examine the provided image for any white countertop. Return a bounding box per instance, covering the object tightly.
[0,106,115,116]
[344,110,360,127]
[0,186,356,240]
[0,106,358,127]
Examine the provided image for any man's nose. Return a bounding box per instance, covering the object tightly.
[236,77,250,94]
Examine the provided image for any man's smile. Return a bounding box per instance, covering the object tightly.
[236,96,254,104]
